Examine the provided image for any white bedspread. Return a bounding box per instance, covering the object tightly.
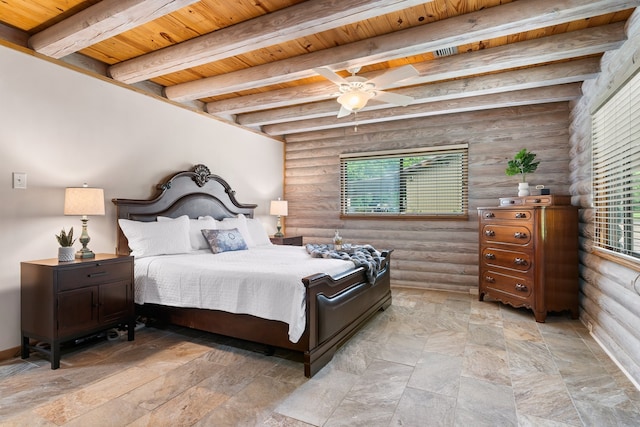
[133,245,355,343]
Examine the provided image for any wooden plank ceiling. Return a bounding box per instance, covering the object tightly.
[0,0,637,139]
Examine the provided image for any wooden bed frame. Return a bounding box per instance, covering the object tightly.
[112,164,392,377]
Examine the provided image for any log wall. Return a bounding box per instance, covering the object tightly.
[283,102,572,292]
[569,9,640,387]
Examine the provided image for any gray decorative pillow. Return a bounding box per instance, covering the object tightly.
[201,228,248,254]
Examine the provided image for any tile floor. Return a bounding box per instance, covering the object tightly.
[1,288,639,426]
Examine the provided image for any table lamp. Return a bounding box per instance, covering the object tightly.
[269,198,288,237]
[64,184,105,259]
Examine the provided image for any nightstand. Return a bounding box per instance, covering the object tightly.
[20,254,135,369]
[270,235,303,246]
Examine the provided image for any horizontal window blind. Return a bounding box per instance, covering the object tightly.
[340,145,468,217]
[592,68,640,260]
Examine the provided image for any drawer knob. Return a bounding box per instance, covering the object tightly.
[484,276,495,283]
[485,230,495,237]
[515,283,528,292]
[514,232,527,239]
[515,212,527,218]
[514,258,528,266]
[485,253,496,260]
[485,212,495,218]
[532,198,541,203]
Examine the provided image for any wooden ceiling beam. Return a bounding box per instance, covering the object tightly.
[107,0,430,84]
[206,23,624,115]
[166,0,636,102]
[28,0,199,59]
[283,103,569,143]
[261,83,583,135]
[237,58,601,127]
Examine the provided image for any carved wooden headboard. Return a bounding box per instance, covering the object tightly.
[112,164,257,256]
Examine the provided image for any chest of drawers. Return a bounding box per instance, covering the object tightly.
[478,198,579,322]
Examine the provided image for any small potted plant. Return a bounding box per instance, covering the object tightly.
[505,148,540,196]
[56,227,76,262]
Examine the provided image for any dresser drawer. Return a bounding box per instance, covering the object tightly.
[499,195,571,206]
[479,209,533,222]
[480,270,533,300]
[57,260,132,291]
[481,224,532,245]
[481,247,532,273]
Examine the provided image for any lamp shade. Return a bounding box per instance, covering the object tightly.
[270,199,288,216]
[64,186,105,216]
[337,89,374,112]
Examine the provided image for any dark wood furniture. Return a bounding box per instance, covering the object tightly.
[270,235,303,246]
[112,164,392,377]
[20,254,135,369]
[478,196,578,322]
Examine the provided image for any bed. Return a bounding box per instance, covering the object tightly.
[112,164,392,377]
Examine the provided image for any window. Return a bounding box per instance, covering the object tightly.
[592,69,640,262]
[340,144,468,218]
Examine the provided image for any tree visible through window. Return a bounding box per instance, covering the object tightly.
[340,144,468,218]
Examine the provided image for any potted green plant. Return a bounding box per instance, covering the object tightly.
[505,148,540,196]
[56,227,76,262]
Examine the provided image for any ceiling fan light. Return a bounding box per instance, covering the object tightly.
[337,90,373,112]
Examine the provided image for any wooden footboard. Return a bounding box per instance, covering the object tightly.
[303,250,392,377]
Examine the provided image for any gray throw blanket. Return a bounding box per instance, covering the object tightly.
[305,243,384,284]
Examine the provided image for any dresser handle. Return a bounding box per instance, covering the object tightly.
[485,230,495,237]
[532,198,541,203]
[514,232,527,239]
[485,276,495,283]
[484,212,495,218]
[514,258,528,266]
[515,212,527,218]
[485,253,496,260]
[87,271,108,278]
[515,283,528,292]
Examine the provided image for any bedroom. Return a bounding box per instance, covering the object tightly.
[1,0,640,425]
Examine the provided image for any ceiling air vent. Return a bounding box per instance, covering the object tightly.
[434,46,458,58]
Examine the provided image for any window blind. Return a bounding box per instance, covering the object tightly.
[339,145,468,217]
[592,69,640,260]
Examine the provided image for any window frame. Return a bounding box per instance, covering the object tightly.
[591,67,640,269]
[339,144,469,220]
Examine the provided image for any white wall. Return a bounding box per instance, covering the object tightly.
[0,44,284,353]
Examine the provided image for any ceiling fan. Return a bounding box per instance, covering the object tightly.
[313,65,419,118]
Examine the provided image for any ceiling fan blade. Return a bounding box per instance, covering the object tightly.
[337,105,353,118]
[313,67,348,85]
[368,65,419,88]
[373,90,414,107]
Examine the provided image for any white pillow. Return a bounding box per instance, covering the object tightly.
[158,215,217,250]
[118,215,191,258]
[220,214,256,248]
[246,218,272,247]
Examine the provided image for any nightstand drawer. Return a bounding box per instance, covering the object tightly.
[58,260,132,291]
[270,235,303,246]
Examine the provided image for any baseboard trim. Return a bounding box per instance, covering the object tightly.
[0,345,21,362]
[587,326,640,392]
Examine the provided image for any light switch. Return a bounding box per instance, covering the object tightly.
[13,172,27,189]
